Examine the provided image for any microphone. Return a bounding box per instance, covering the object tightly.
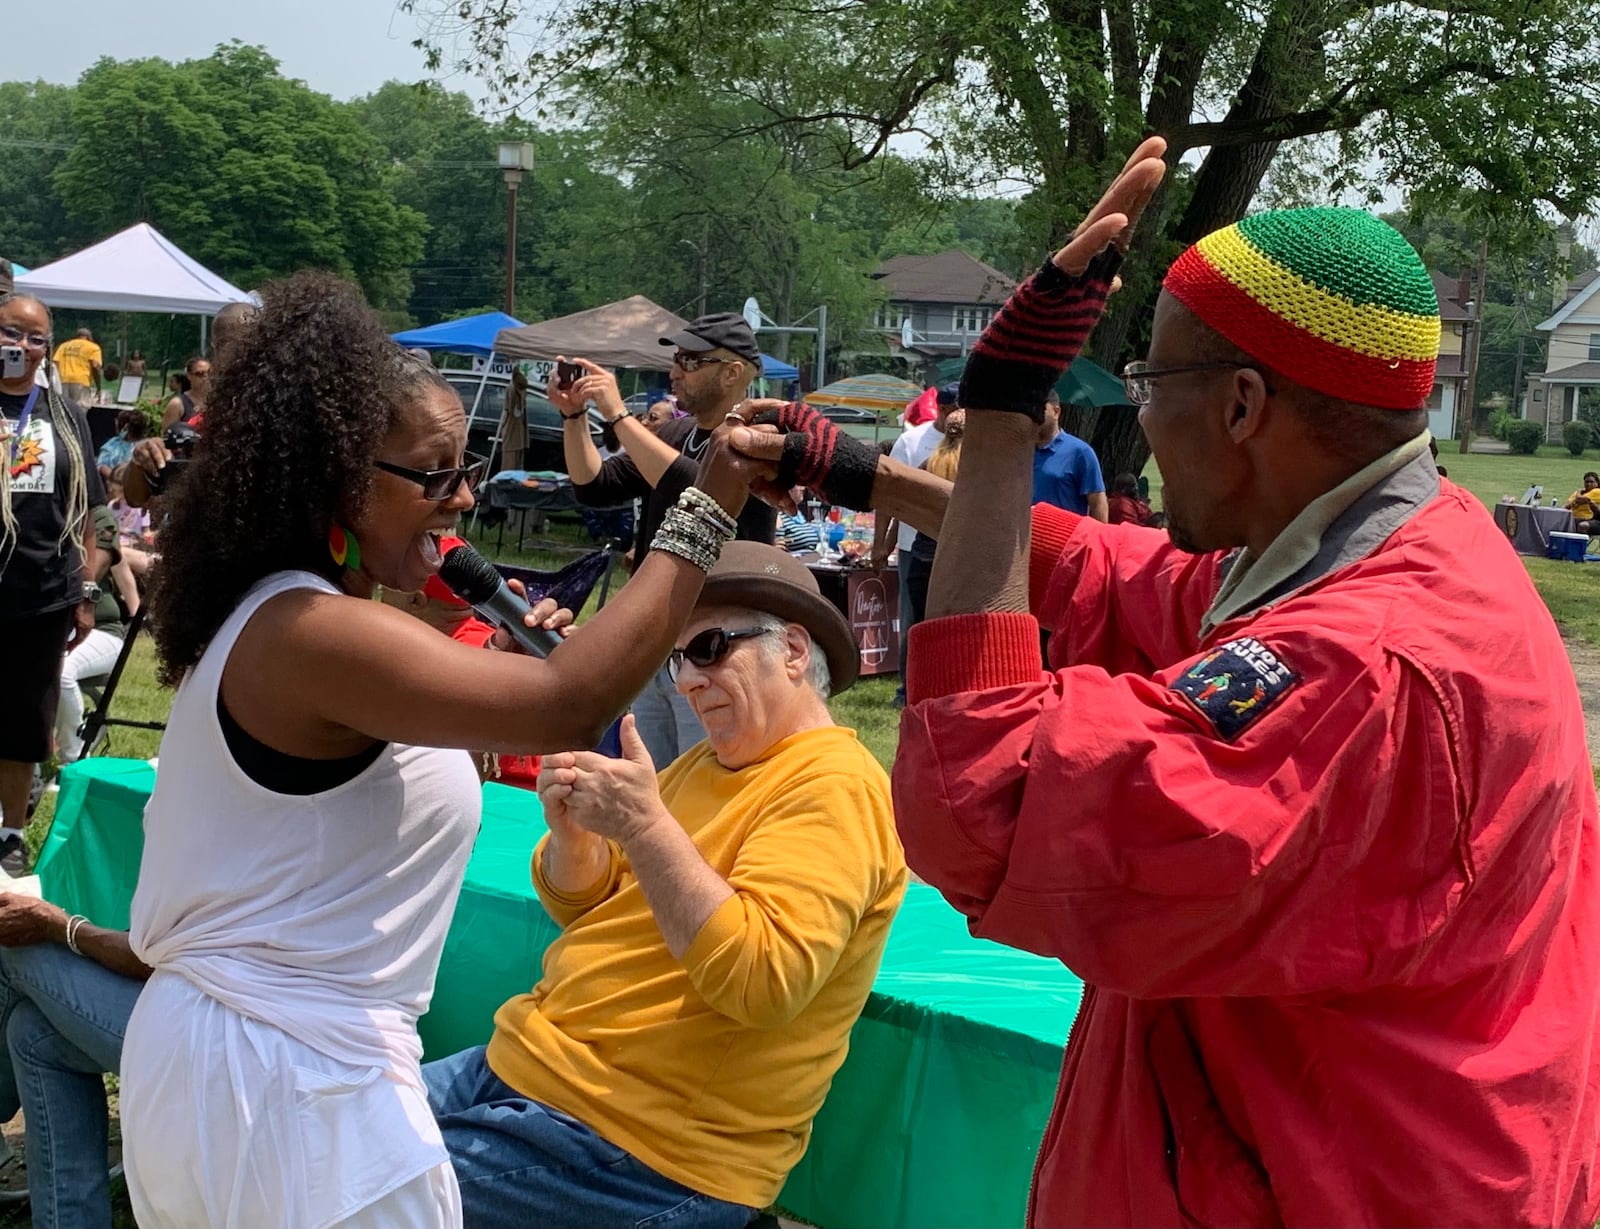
[438,544,565,658]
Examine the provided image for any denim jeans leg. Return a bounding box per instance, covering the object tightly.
[427,1049,754,1229]
[667,684,705,763]
[895,561,914,700]
[10,1001,111,1229]
[0,955,23,1123]
[0,944,140,1229]
[630,666,680,769]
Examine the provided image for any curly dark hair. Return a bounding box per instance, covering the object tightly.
[148,269,449,684]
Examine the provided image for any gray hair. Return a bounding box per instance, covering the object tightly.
[749,611,832,699]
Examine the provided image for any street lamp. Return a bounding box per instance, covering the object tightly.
[497,141,534,315]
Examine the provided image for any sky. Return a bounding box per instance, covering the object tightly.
[10,0,468,101]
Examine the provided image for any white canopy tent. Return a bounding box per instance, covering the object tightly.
[16,223,252,316]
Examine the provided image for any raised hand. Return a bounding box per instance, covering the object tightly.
[724,401,880,512]
[961,136,1167,420]
[694,420,757,520]
[553,715,665,844]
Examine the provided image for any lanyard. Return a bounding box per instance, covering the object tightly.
[8,387,40,462]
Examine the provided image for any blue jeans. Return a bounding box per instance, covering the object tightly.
[423,1046,756,1229]
[0,943,140,1229]
[895,558,914,702]
[630,664,704,769]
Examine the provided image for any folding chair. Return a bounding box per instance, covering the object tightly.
[495,547,621,614]
[79,607,166,757]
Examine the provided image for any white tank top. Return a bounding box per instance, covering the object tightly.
[129,570,481,1082]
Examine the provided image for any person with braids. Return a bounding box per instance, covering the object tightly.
[0,292,103,876]
[721,137,1599,1225]
[115,270,754,1229]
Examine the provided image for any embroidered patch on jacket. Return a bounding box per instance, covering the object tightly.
[1171,638,1298,740]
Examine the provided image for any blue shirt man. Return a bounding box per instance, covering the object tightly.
[1033,391,1108,519]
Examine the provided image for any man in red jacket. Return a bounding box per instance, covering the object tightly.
[725,137,1600,1226]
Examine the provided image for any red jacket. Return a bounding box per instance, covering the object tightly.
[895,481,1600,1227]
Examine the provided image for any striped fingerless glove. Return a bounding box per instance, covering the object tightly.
[959,246,1124,421]
[749,402,880,511]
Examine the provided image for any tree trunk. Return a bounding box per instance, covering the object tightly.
[1087,0,1331,485]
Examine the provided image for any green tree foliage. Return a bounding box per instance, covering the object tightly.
[0,82,93,267]
[0,43,1015,388]
[52,44,426,309]
[1386,207,1600,411]
[411,0,1600,469]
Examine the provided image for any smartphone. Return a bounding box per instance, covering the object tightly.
[0,346,23,380]
[555,361,584,391]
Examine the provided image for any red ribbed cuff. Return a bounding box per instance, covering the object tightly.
[906,611,1044,704]
[1029,503,1082,616]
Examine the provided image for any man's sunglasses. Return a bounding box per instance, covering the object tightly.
[0,325,50,351]
[374,452,489,501]
[668,626,774,681]
[672,351,733,372]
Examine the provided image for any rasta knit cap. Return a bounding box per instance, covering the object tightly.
[1162,207,1440,411]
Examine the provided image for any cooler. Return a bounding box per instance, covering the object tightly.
[1547,531,1589,562]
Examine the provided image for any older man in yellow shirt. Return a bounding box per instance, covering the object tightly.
[51,329,102,405]
[423,542,907,1228]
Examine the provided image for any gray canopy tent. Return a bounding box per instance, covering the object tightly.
[493,296,686,370]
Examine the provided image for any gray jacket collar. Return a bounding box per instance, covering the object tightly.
[1201,432,1438,637]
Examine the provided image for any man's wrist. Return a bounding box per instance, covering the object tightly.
[614,802,674,850]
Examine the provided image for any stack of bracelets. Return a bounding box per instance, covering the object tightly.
[651,487,737,571]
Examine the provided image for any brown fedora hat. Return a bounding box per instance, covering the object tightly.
[698,541,860,693]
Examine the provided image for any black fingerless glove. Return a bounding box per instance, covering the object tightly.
[749,403,879,511]
[959,246,1124,421]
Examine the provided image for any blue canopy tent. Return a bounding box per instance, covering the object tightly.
[392,311,523,357]
[760,352,799,384]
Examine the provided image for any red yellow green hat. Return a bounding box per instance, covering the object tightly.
[1162,207,1440,411]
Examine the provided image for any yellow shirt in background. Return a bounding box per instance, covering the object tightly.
[1569,487,1600,521]
[51,338,101,386]
[486,724,907,1209]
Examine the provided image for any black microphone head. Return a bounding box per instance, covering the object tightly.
[439,544,504,605]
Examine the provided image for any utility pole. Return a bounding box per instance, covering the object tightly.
[1457,236,1489,456]
[699,217,710,317]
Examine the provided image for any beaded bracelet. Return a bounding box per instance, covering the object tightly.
[679,486,738,535]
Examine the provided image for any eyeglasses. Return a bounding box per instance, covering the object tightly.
[374,452,488,501]
[672,352,733,372]
[0,325,50,351]
[668,626,774,681]
[1120,360,1262,406]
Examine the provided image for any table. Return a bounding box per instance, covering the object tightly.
[1493,502,1576,556]
[40,758,1081,1229]
[804,560,902,678]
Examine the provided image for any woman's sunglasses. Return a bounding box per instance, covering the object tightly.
[0,324,50,351]
[374,452,489,501]
[668,626,774,681]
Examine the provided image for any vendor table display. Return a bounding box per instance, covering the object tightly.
[1493,502,1576,556]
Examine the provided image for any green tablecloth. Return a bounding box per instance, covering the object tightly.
[40,758,1081,1229]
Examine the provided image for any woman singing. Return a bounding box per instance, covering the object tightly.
[119,271,751,1229]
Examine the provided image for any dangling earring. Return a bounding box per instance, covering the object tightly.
[329,523,361,571]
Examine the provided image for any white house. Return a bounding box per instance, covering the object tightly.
[1526,270,1600,440]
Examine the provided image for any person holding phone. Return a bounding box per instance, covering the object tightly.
[557,314,777,768]
[0,293,103,878]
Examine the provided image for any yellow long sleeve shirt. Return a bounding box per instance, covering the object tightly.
[485,725,908,1209]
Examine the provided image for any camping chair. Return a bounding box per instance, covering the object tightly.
[79,607,167,757]
[495,547,619,614]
